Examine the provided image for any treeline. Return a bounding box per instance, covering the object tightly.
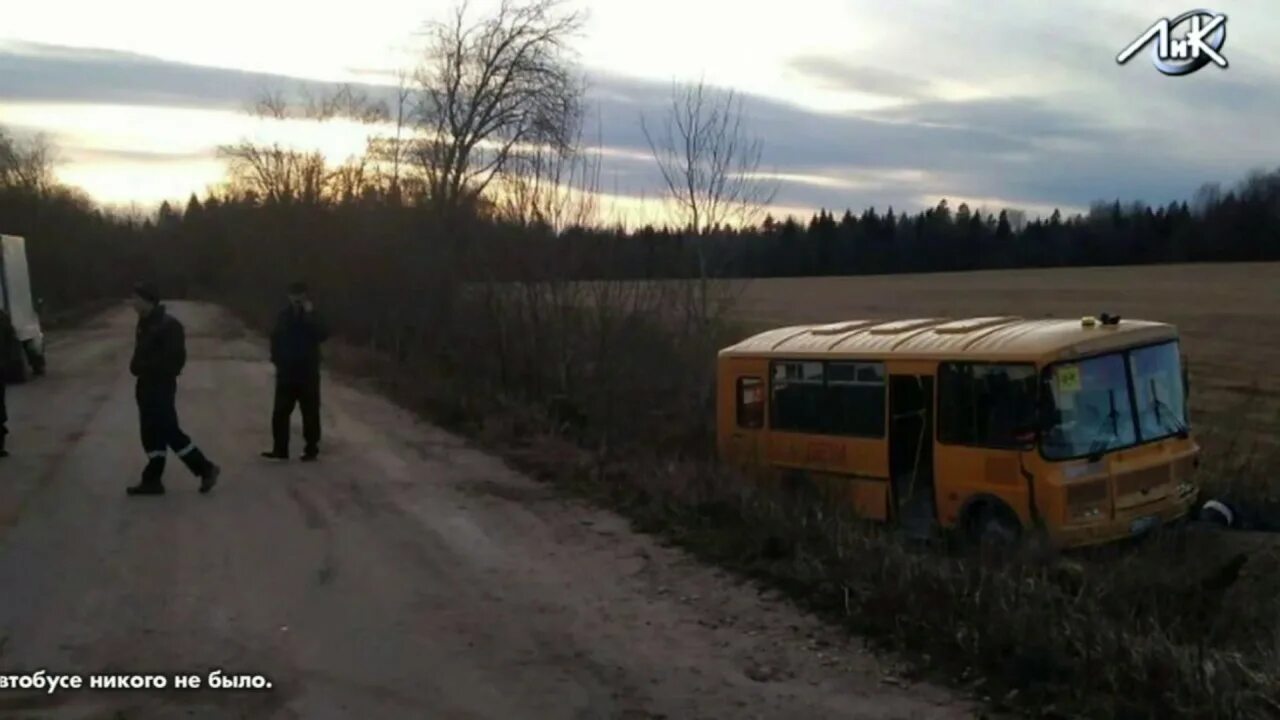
[10,121,1280,320]
[136,164,1280,288]
[539,174,1280,280]
[0,130,147,316]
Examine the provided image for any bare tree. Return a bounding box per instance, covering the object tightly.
[0,130,57,195]
[368,69,416,203]
[641,79,775,330]
[496,107,602,232]
[641,79,776,240]
[412,0,585,221]
[252,89,292,120]
[302,84,390,124]
[0,130,15,178]
[217,141,329,204]
[251,83,389,123]
[220,86,391,204]
[330,152,375,203]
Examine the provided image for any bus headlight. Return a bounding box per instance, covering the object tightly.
[1071,505,1105,522]
[1067,480,1109,522]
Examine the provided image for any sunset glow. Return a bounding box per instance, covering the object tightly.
[6,1,1279,221]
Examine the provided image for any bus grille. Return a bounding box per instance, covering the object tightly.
[1173,455,1196,481]
[1067,480,1109,506]
[1115,466,1170,498]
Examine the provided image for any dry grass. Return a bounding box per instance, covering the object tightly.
[481,426,1280,720]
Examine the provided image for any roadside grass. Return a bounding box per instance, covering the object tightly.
[492,435,1280,720]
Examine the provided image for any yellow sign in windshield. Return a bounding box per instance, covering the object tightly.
[1057,364,1082,393]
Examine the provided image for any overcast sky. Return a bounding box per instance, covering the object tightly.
[2,0,1278,222]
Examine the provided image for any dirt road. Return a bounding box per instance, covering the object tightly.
[0,303,973,719]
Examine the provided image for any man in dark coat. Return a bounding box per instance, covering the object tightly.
[128,283,220,495]
[262,281,328,462]
[0,307,17,458]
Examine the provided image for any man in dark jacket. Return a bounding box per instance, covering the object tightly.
[262,281,328,462]
[0,307,17,458]
[128,283,220,495]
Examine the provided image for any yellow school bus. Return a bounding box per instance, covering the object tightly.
[717,315,1200,549]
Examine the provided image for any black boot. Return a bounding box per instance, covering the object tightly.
[261,450,288,461]
[129,457,166,496]
[199,464,220,494]
[126,482,165,496]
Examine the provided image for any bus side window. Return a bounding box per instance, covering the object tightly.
[827,361,886,437]
[736,377,764,429]
[771,361,825,431]
[939,362,1037,448]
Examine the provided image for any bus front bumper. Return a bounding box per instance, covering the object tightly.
[1052,484,1199,549]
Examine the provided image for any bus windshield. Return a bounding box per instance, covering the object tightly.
[1041,341,1187,460]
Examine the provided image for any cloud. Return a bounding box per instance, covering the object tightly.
[0,40,396,112]
[583,72,1132,209]
[785,55,937,100]
[62,146,215,165]
[867,97,1109,142]
[783,55,947,101]
[1,40,1275,219]
[585,66,1280,216]
[587,71,1106,167]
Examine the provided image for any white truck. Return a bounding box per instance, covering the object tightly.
[1,234,46,381]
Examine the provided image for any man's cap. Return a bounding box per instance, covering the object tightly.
[133,282,160,304]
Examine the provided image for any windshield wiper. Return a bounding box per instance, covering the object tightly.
[1149,378,1189,438]
[1084,389,1122,462]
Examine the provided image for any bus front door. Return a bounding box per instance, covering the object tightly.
[890,374,936,538]
[725,370,766,471]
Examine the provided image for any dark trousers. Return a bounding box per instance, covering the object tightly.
[137,378,212,485]
[271,376,321,456]
[0,383,7,450]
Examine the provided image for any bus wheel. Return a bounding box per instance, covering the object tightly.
[967,504,1021,553]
